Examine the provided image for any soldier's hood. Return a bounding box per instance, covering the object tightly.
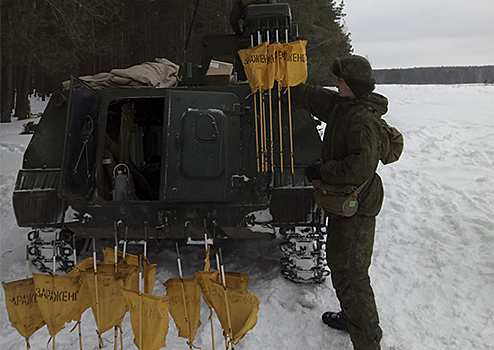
[341,92,389,116]
[359,92,389,116]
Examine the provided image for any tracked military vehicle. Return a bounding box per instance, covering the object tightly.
[13,3,328,283]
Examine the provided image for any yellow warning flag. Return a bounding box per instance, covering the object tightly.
[122,290,170,350]
[80,264,138,334]
[163,278,202,343]
[266,42,290,87]
[222,271,250,291]
[103,248,139,292]
[195,270,249,292]
[238,42,269,93]
[95,263,139,292]
[192,271,215,308]
[273,42,292,84]
[2,278,45,339]
[64,257,94,320]
[194,270,249,312]
[204,245,211,272]
[142,257,156,295]
[103,247,139,267]
[194,271,259,342]
[65,257,94,278]
[264,42,279,90]
[32,273,89,337]
[103,249,156,293]
[280,40,308,87]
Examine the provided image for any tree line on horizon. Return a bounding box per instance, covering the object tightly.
[373,66,494,85]
[0,0,352,123]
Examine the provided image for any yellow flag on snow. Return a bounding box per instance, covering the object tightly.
[195,270,250,291]
[203,245,211,272]
[103,249,156,294]
[122,290,170,350]
[32,273,89,337]
[80,264,138,334]
[64,256,94,317]
[103,247,139,267]
[65,257,94,279]
[142,257,156,295]
[279,40,308,87]
[238,42,269,93]
[163,278,202,345]
[194,270,250,311]
[2,278,46,339]
[103,248,140,291]
[194,271,259,342]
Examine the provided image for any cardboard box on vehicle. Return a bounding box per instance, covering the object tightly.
[205,59,234,86]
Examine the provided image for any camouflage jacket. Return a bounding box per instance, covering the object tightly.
[293,84,389,216]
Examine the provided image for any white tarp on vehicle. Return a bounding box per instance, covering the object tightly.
[62,58,180,90]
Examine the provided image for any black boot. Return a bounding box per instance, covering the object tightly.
[322,311,348,331]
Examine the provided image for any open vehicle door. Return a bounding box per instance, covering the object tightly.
[60,77,102,199]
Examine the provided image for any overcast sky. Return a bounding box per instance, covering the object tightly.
[342,0,494,69]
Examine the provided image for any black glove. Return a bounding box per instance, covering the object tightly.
[305,163,321,182]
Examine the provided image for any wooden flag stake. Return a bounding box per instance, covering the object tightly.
[176,243,193,350]
[92,239,103,349]
[286,31,296,186]
[25,245,30,279]
[218,248,234,350]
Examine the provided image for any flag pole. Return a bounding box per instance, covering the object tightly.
[113,225,119,350]
[217,250,228,350]
[24,248,32,350]
[144,222,148,259]
[276,29,285,179]
[139,255,143,350]
[25,245,30,279]
[267,30,275,173]
[92,239,103,349]
[259,88,265,172]
[253,88,260,172]
[114,223,118,272]
[72,235,84,350]
[287,85,295,185]
[175,243,193,350]
[258,31,266,172]
[278,82,284,176]
[218,248,234,350]
[286,29,296,186]
[204,231,215,350]
[250,34,261,173]
[270,89,275,173]
[52,239,56,350]
[123,226,128,259]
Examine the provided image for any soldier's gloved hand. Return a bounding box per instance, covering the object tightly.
[305,163,321,182]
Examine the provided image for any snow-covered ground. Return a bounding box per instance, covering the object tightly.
[1,84,493,349]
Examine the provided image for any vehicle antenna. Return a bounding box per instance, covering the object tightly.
[183,0,201,64]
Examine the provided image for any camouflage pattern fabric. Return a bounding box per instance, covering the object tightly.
[327,215,382,350]
[292,83,388,216]
[292,82,389,349]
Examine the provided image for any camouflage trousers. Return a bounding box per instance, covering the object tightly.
[326,214,382,350]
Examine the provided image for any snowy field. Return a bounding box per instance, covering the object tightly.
[1,84,493,349]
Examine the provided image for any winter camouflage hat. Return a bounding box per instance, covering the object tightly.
[332,55,376,97]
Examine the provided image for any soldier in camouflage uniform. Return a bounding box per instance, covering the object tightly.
[293,55,387,350]
[229,0,277,34]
